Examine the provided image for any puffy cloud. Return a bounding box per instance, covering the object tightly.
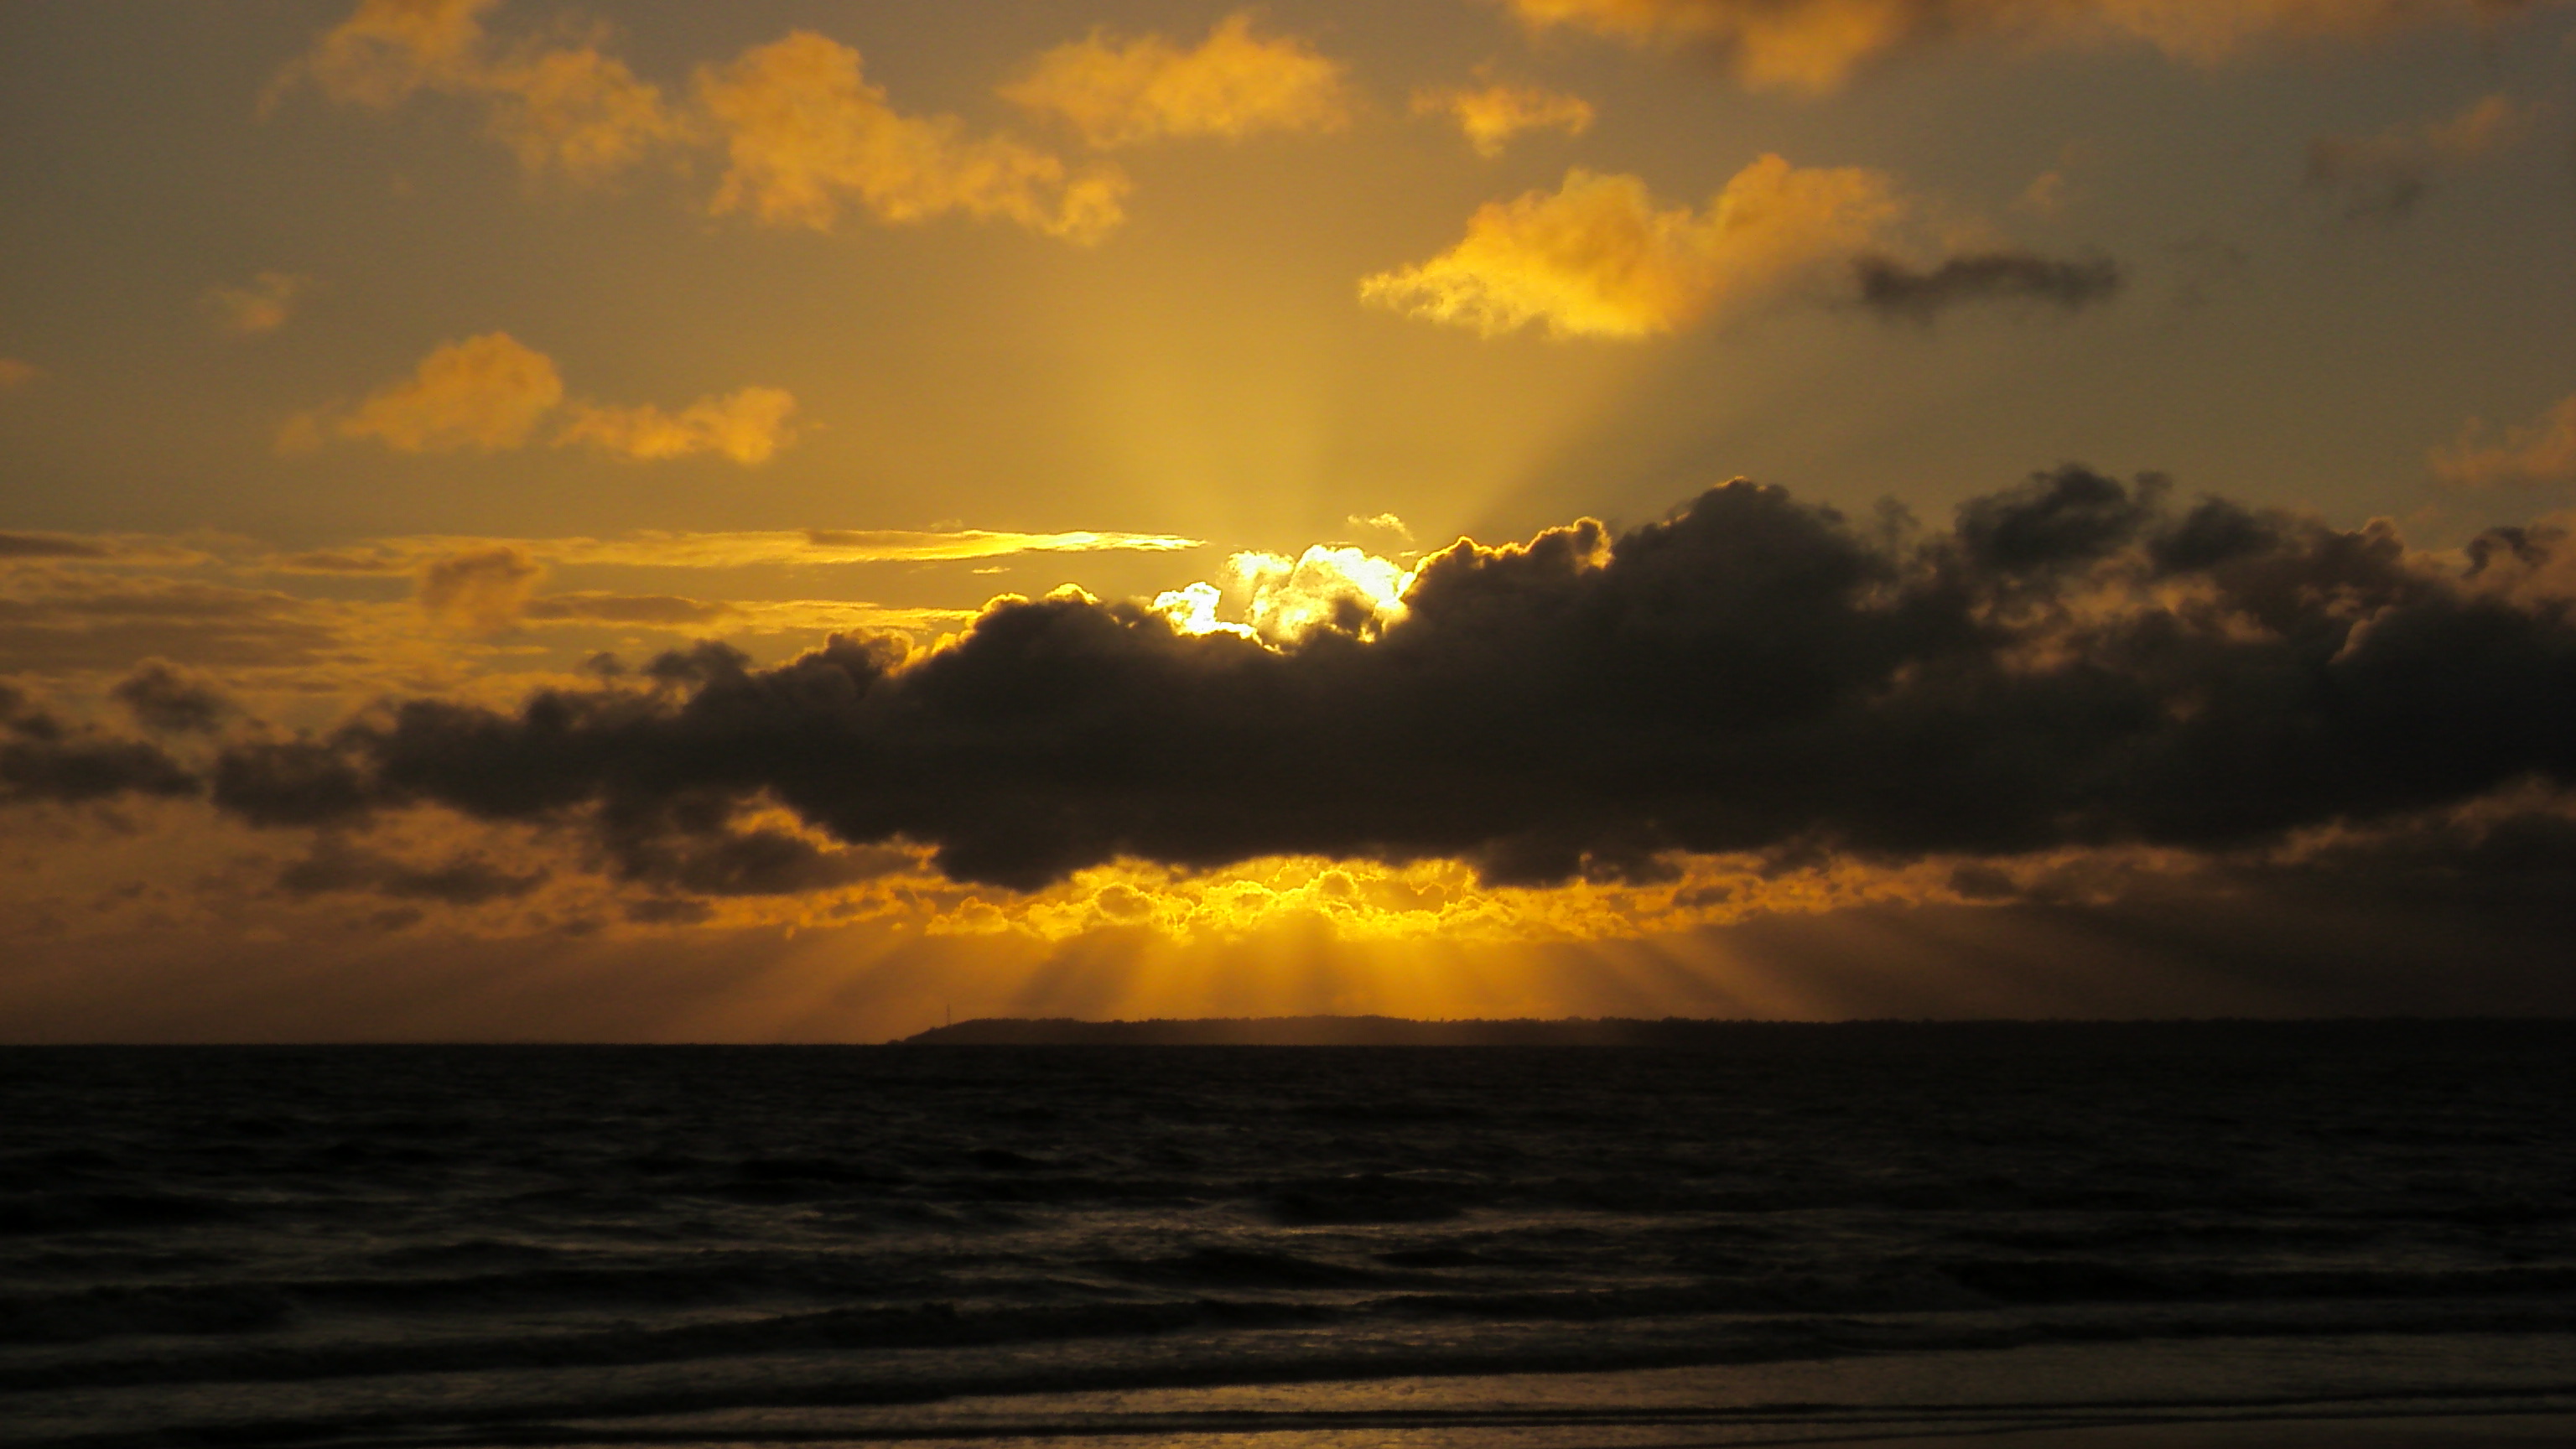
[2308,93,2538,220]
[276,0,680,182]
[1498,0,2568,91]
[0,359,38,392]
[0,691,198,806]
[2433,394,2576,489]
[471,29,687,181]
[111,662,235,735]
[1359,159,1905,338]
[1855,249,2123,320]
[323,332,565,454]
[1002,13,1353,148]
[417,546,545,635]
[200,272,314,336]
[290,334,795,464]
[1412,79,1597,157]
[205,470,2576,898]
[556,387,797,464]
[697,31,1126,242]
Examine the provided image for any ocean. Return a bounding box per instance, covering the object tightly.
[4,1028,2574,1446]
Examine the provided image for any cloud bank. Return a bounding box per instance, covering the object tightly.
[193,470,2576,900]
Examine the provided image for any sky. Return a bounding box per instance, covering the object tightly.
[2,0,2573,1041]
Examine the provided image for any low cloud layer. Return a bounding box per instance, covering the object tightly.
[1500,0,2568,92]
[192,470,2575,899]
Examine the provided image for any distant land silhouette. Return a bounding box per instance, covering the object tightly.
[896,1015,2570,1051]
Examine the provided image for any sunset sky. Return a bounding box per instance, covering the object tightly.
[3,0,2572,1040]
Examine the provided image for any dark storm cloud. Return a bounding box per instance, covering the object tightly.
[205,470,2576,891]
[1854,251,2123,321]
[112,661,234,735]
[1,689,197,805]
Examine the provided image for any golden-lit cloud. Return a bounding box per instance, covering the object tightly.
[284,0,495,107]
[2433,393,2576,488]
[0,359,39,392]
[1361,158,1904,338]
[287,334,797,464]
[473,31,688,181]
[201,273,316,337]
[1153,538,1420,646]
[317,332,566,454]
[278,0,682,183]
[2308,93,2539,219]
[1001,13,1354,148]
[1498,0,2567,91]
[697,31,1126,242]
[557,387,799,464]
[1412,78,1596,157]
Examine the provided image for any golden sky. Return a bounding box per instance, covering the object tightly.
[3,0,2573,1039]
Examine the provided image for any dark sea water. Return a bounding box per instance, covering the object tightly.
[5,1030,2576,1447]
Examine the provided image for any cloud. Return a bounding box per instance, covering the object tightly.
[1002,13,1353,148]
[201,272,315,336]
[1,692,198,806]
[322,332,565,454]
[697,31,1126,242]
[2308,93,2538,220]
[0,359,38,392]
[1855,249,2123,320]
[275,837,545,906]
[2433,394,2576,488]
[417,546,545,635]
[1496,0,2568,91]
[262,526,1202,573]
[1360,159,1905,338]
[291,334,796,463]
[276,0,681,183]
[0,574,346,673]
[0,533,112,563]
[557,387,799,464]
[205,470,2576,897]
[111,662,235,735]
[1413,78,1597,157]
